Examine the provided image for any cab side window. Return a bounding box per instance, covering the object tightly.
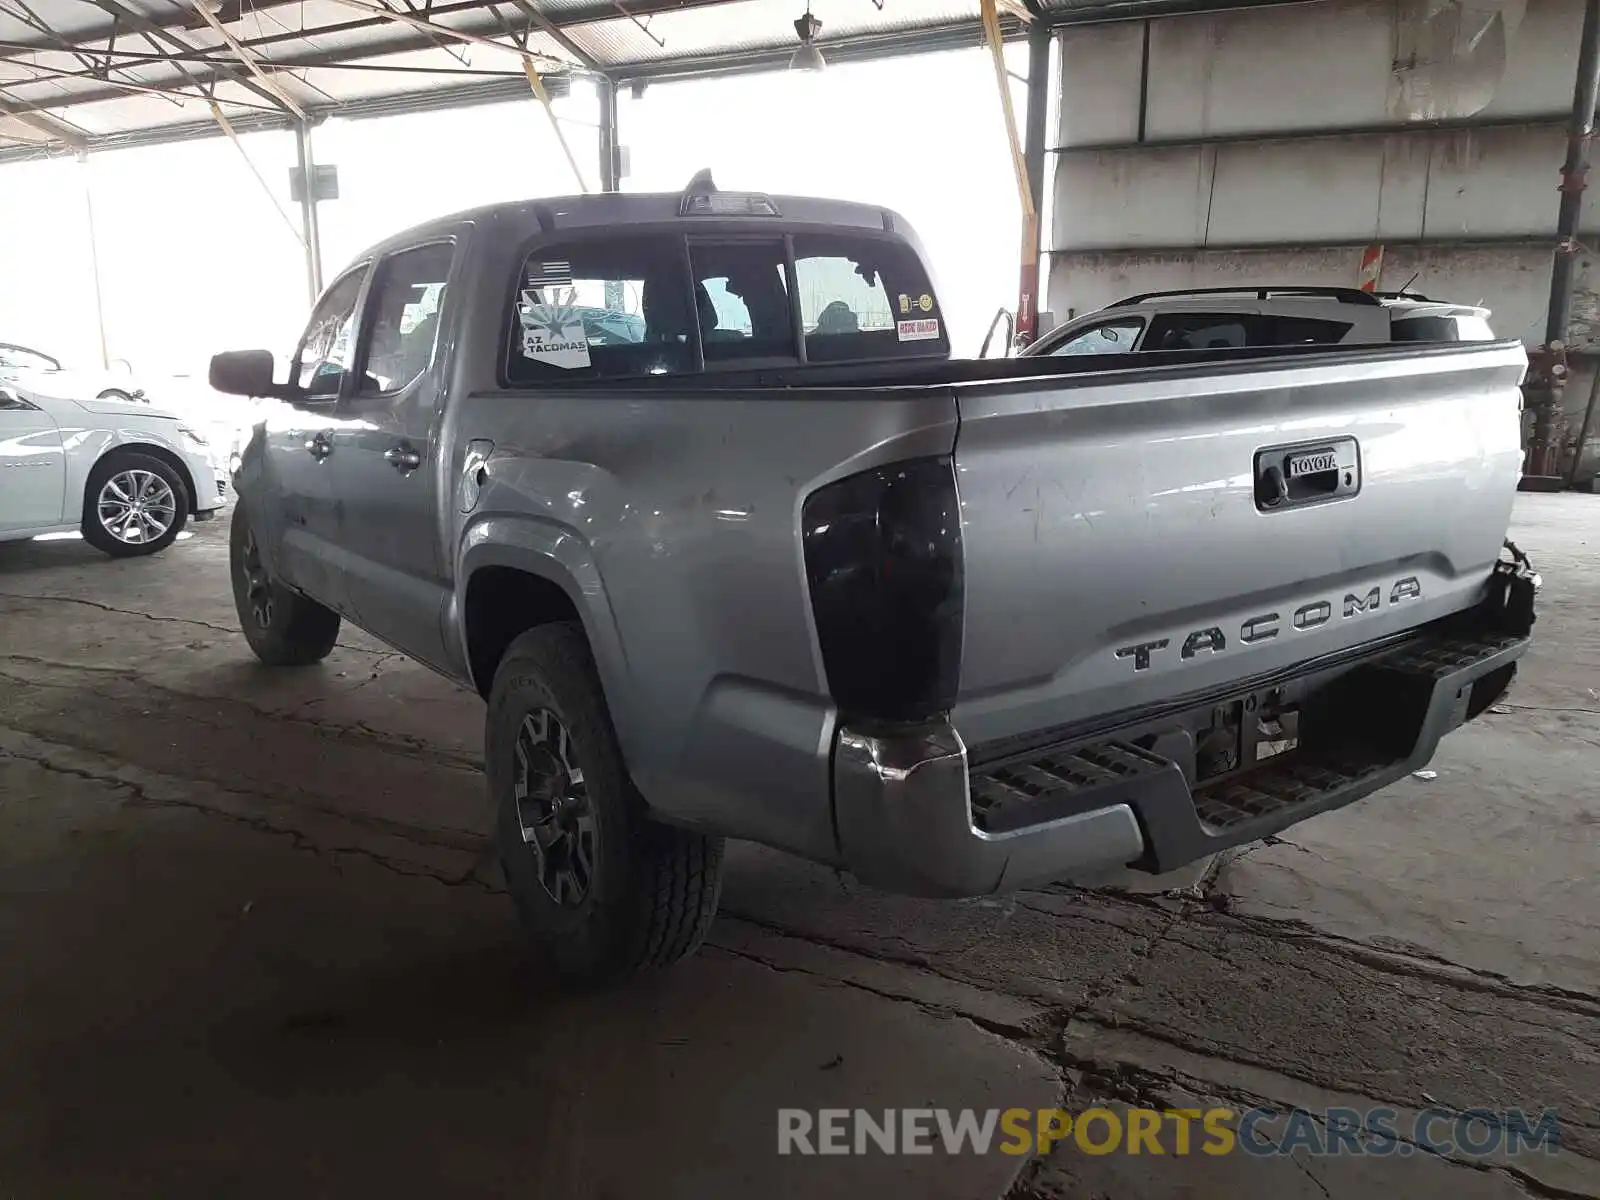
[294,268,367,400]
[1144,313,1250,351]
[358,242,453,396]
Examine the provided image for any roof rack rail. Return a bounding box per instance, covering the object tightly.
[1367,289,1436,301]
[1110,286,1384,308]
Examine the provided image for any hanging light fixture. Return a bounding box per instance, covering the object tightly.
[788,6,825,71]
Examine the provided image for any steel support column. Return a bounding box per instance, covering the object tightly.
[79,154,110,370]
[295,120,325,302]
[1019,20,1051,344]
[1525,0,1600,487]
[598,75,620,192]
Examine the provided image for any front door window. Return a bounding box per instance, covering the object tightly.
[293,269,367,402]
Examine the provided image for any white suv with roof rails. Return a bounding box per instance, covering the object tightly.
[1023,287,1495,357]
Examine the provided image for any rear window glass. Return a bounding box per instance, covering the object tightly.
[793,233,948,362]
[507,235,693,384]
[690,240,798,364]
[505,230,948,384]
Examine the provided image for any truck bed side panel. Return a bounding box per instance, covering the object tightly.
[449,387,957,864]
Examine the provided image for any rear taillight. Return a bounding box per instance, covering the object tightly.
[801,456,963,723]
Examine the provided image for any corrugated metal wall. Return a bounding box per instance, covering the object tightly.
[1047,0,1592,340]
[1046,0,1600,474]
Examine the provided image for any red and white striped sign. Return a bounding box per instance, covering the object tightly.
[1358,243,1385,293]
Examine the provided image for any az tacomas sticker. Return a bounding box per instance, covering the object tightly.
[897,317,940,342]
[518,286,591,370]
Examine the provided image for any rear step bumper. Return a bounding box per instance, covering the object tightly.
[832,618,1528,898]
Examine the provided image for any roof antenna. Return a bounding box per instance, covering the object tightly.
[685,168,716,194]
[1397,270,1420,295]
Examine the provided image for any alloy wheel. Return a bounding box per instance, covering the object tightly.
[97,469,176,546]
[237,525,274,629]
[512,708,598,908]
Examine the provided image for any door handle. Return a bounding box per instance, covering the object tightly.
[304,432,333,460]
[384,443,423,472]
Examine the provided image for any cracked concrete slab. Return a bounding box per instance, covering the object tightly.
[1085,908,1600,1164]
[1,497,1597,1199]
[1036,1023,1598,1199]
[1212,496,1600,996]
[1013,1089,1548,1200]
[0,751,1059,1200]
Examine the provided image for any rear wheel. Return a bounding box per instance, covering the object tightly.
[80,450,189,557]
[229,500,340,665]
[487,622,724,987]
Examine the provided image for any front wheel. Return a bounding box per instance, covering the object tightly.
[80,450,189,557]
[229,500,340,665]
[487,622,724,987]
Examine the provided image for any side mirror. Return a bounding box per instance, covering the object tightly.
[209,349,281,398]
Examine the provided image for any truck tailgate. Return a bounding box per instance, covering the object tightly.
[950,341,1528,749]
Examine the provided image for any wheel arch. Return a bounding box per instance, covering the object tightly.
[463,565,582,695]
[95,441,200,515]
[456,520,631,719]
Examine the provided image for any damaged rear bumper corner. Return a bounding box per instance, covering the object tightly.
[831,723,1149,898]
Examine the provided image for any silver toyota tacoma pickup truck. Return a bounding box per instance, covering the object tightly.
[210,175,1538,986]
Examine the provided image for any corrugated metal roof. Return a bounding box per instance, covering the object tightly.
[564,0,983,64]
[0,0,1295,157]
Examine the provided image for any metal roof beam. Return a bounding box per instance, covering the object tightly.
[86,0,299,114]
[187,0,307,117]
[609,17,1022,83]
[0,0,107,75]
[0,0,180,103]
[0,89,87,146]
[314,0,568,69]
[0,41,525,76]
[506,0,603,71]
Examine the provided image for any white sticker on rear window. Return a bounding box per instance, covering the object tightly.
[897,318,940,342]
[519,288,591,370]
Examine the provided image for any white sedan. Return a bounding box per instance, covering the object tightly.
[0,342,146,404]
[0,380,224,557]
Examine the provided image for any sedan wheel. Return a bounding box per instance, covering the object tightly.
[80,451,189,557]
[97,468,177,546]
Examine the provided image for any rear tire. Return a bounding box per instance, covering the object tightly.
[80,450,189,558]
[230,499,340,666]
[486,621,724,987]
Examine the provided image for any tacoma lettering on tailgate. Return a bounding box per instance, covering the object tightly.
[1115,576,1423,673]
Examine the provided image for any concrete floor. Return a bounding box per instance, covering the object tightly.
[0,495,1596,1199]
